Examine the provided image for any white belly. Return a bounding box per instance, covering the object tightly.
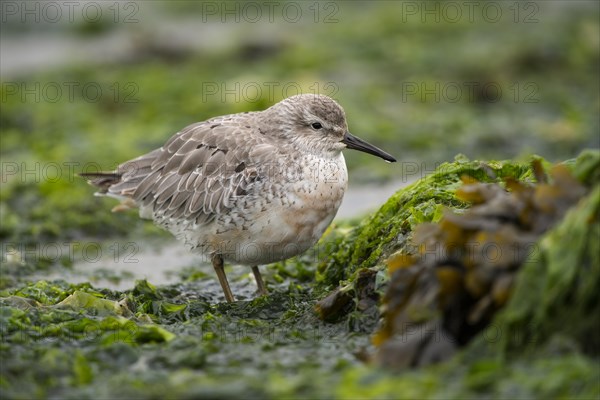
[180,152,349,265]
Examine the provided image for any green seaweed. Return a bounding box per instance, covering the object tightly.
[317,156,534,290]
[1,152,599,399]
[333,154,600,398]
[496,186,600,356]
[336,346,599,399]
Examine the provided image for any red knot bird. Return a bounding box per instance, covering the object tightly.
[81,94,396,302]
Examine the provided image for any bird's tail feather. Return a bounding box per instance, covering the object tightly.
[78,172,122,193]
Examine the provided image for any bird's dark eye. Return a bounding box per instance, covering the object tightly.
[311,122,323,130]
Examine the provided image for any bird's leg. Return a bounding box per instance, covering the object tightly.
[252,265,268,296]
[211,253,234,303]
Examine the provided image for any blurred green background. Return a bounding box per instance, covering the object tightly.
[1,0,599,243]
[1,2,599,399]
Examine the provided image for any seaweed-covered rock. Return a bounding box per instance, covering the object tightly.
[372,151,599,372]
[332,150,599,399]
[495,186,600,356]
[316,157,534,320]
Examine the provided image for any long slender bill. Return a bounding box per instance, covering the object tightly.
[342,132,396,162]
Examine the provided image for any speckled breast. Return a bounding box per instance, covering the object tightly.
[214,152,349,265]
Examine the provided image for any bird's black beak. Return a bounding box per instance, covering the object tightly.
[342,132,396,162]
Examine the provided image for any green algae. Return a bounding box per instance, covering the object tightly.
[1,152,599,399]
[496,187,600,356]
[317,156,534,290]
[336,347,599,400]
[333,153,600,398]
[0,277,359,399]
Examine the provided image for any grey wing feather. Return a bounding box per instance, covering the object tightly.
[106,115,275,226]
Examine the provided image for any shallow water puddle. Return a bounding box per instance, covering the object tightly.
[28,239,198,290]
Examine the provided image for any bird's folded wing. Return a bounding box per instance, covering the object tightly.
[107,117,278,226]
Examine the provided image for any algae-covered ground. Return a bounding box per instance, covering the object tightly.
[1,1,599,399]
[2,152,599,399]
